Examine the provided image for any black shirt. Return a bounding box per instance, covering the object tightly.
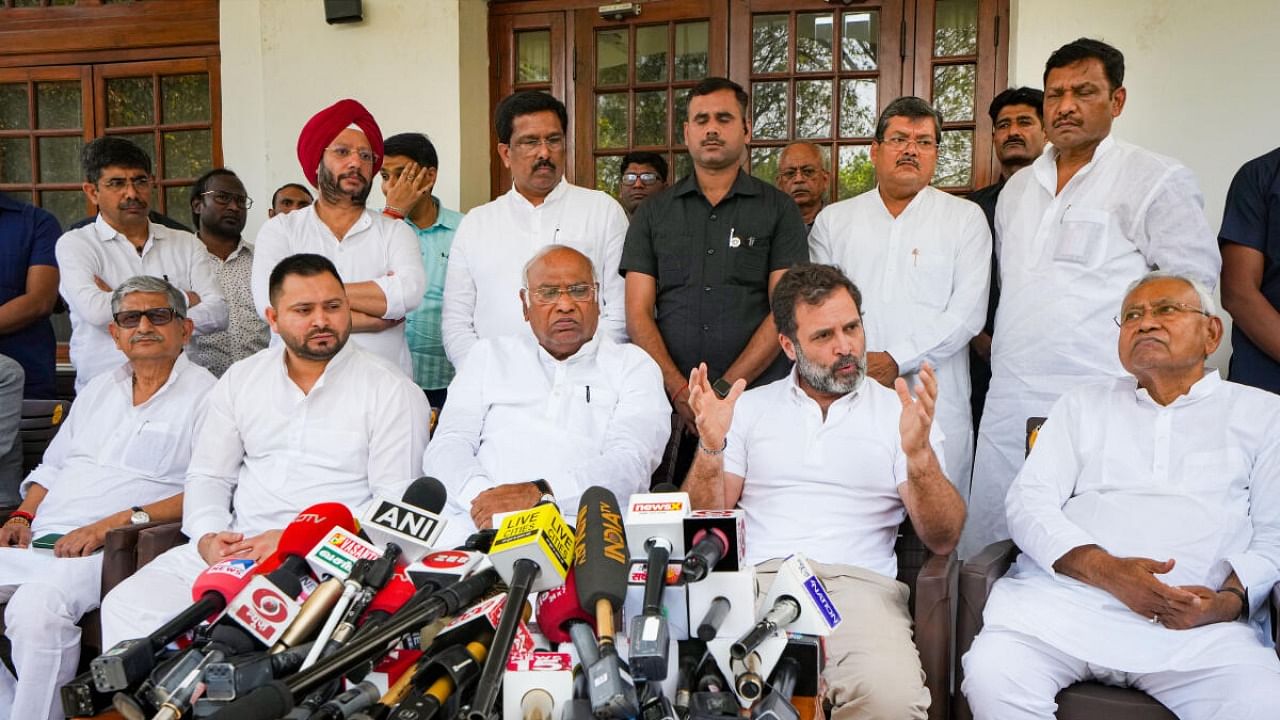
[1219,147,1280,393]
[621,169,809,386]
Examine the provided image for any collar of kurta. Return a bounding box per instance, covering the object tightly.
[1131,368,1222,408]
[533,331,603,370]
[113,352,191,406]
[1037,133,1118,182]
[94,213,155,247]
[506,178,571,210]
[672,167,758,202]
[274,337,359,393]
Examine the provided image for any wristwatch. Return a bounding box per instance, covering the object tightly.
[129,506,150,525]
[532,479,555,506]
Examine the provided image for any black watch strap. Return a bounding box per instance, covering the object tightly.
[1221,586,1249,620]
[532,479,553,497]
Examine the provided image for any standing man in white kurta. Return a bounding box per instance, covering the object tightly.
[0,276,214,720]
[811,96,990,496]
[251,99,426,375]
[968,39,1219,556]
[962,272,1280,720]
[442,91,627,367]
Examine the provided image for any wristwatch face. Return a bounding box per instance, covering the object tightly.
[539,493,557,506]
[130,509,150,524]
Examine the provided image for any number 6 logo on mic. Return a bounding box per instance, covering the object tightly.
[227,575,302,645]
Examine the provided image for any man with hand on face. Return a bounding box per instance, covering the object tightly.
[618,151,669,218]
[100,254,429,648]
[810,97,990,493]
[969,38,1219,557]
[252,99,426,375]
[187,168,269,377]
[963,272,1280,720]
[425,245,669,547]
[268,183,313,218]
[57,137,227,392]
[776,141,831,230]
[443,92,628,367]
[0,276,214,720]
[683,263,965,720]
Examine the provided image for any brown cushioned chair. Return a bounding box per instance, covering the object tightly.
[19,398,71,475]
[895,518,959,720]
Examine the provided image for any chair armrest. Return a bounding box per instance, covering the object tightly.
[914,549,958,720]
[101,521,178,597]
[953,540,1019,720]
[136,522,188,569]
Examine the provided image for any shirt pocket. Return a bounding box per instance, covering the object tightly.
[119,421,181,477]
[907,253,954,310]
[657,250,692,290]
[1053,206,1110,267]
[726,236,770,286]
[1180,448,1251,497]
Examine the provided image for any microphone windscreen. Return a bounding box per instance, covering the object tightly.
[365,570,416,617]
[402,476,448,514]
[191,558,257,604]
[573,487,629,613]
[275,503,359,558]
[651,483,679,493]
[536,569,592,645]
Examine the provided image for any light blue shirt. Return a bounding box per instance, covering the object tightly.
[405,198,463,391]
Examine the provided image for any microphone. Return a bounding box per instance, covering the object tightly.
[149,647,226,720]
[534,569,598,666]
[628,536,674,681]
[687,566,756,644]
[387,639,489,720]
[682,509,746,577]
[301,556,376,669]
[681,527,729,583]
[201,641,314,702]
[360,476,449,564]
[466,502,574,720]
[751,657,800,720]
[258,502,360,575]
[270,577,346,653]
[731,597,799,661]
[502,652,574,720]
[754,554,842,637]
[90,557,256,692]
[625,490,690,561]
[406,548,486,591]
[574,487,638,719]
[696,597,731,642]
[307,681,381,720]
[688,655,738,720]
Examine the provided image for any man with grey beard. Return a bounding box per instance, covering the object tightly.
[681,262,965,720]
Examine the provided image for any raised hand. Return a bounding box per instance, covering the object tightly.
[895,361,937,456]
[383,160,433,214]
[687,363,745,453]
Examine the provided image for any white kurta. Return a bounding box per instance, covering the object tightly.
[56,217,228,391]
[967,136,1220,556]
[983,372,1280,673]
[441,181,628,367]
[424,333,670,548]
[810,185,990,495]
[250,205,426,374]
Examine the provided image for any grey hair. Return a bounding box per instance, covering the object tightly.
[521,244,599,288]
[110,275,188,317]
[1124,270,1216,316]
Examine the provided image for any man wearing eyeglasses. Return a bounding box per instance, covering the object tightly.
[618,151,669,218]
[442,91,629,368]
[963,271,1280,720]
[776,141,831,230]
[251,98,426,376]
[426,245,669,546]
[186,168,269,377]
[55,137,228,392]
[810,96,991,497]
[0,275,215,720]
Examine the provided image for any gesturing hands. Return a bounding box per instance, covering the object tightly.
[383,160,433,213]
[895,361,937,457]
[687,363,746,454]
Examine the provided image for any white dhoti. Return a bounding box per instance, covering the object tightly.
[99,543,206,650]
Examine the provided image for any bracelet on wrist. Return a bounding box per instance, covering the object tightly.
[5,516,31,527]
[697,437,727,456]
[9,509,34,521]
[1220,586,1248,620]
[382,205,406,219]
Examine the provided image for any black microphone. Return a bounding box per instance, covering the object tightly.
[361,477,450,564]
[628,536,673,681]
[751,657,800,720]
[696,596,731,642]
[682,527,730,583]
[574,487,638,719]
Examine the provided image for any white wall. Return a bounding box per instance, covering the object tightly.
[219,0,491,242]
[1009,0,1280,371]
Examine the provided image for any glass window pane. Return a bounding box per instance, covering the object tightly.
[673,152,692,181]
[1,138,32,184]
[595,156,621,198]
[796,13,834,72]
[107,77,155,128]
[841,12,879,71]
[164,184,192,217]
[115,132,156,168]
[39,189,85,230]
[0,84,29,130]
[7,190,33,205]
[674,21,709,81]
[516,30,552,84]
[162,129,212,180]
[38,136,83,184]
[596,29,629,85]
[51,0,78,6]
[750,146,782,186]
[934,0,978,57]
[14,0,41,7]
[673,90,691,146]
[796,80,832,139]
[596,93,628,149]
[837,145,875,200]
[634,91,667,147]
[839,79,877,138]
[636,25,668,84]
[934,129,974,187]
[161,74,210,124]
[933,64,976,123]
[35,81,81,130]
[751,81,788,141]
[752,14,788,74]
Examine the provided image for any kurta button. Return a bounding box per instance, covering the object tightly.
[710,213,717,221]
[702,324,710,331]
[704,286,712,292]
[706,248,715,255]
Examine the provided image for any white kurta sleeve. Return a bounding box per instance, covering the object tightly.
[807,209,835,265]
[597,198,629,344]
[1130,164,1221,291]
[55,233,115,328]
[441,216,480,366]
[185,239,229,335]
[360,376,430,513]
[423,339,496,511]
[181,376,244,540]
[1221,412,1280,616]
[250,220,289,321]
[370,221,427,320]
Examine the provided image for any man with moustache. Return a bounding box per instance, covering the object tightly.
[268,183,313,218]
[425,245,669,547]
[622,77,808,480]
[811,97,990,493]
[251,99,426,375]
[776,141,831,230]
[967,38,1220,557]
[187,168,269,377]
[101,253,430,647]
[56,137,227,391]
[443,91,628,367]
[683,263,965,720]
[966,87,1047,437]
[618,151,668,218]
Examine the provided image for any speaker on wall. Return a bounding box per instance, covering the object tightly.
[324,0,363,25]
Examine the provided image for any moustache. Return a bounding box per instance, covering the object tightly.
[1002,137,1026,147]
[1053,116,1081,128]
[120,199,146,210]
[896,158,920,169]
[130,332,164,344]
[339,170,368,183]
[306,326,337,339]
[533,158,557,172]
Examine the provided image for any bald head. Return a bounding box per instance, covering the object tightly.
[777,142,830,224]
[521,245,600,360]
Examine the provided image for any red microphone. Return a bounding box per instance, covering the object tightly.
[257,503,359,575]
[536,569,599,668]
[360,569,417,629]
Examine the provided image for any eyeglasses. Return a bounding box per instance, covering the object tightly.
[326,146,379,164]
[525,283,598,305]
[511,136,566,155]
[778,166,822,181]
[113,307,182,328]
[1114,301,1210,327]
[100,176,152,191]
[879,136,937,152]
[200,190,254,209]
[621,172,661,186]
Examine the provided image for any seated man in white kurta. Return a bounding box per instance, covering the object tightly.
[0,276,215,720]
[425,244,669,548]
[962,271,1280,720]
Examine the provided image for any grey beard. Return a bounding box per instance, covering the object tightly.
[795,344,866,396]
